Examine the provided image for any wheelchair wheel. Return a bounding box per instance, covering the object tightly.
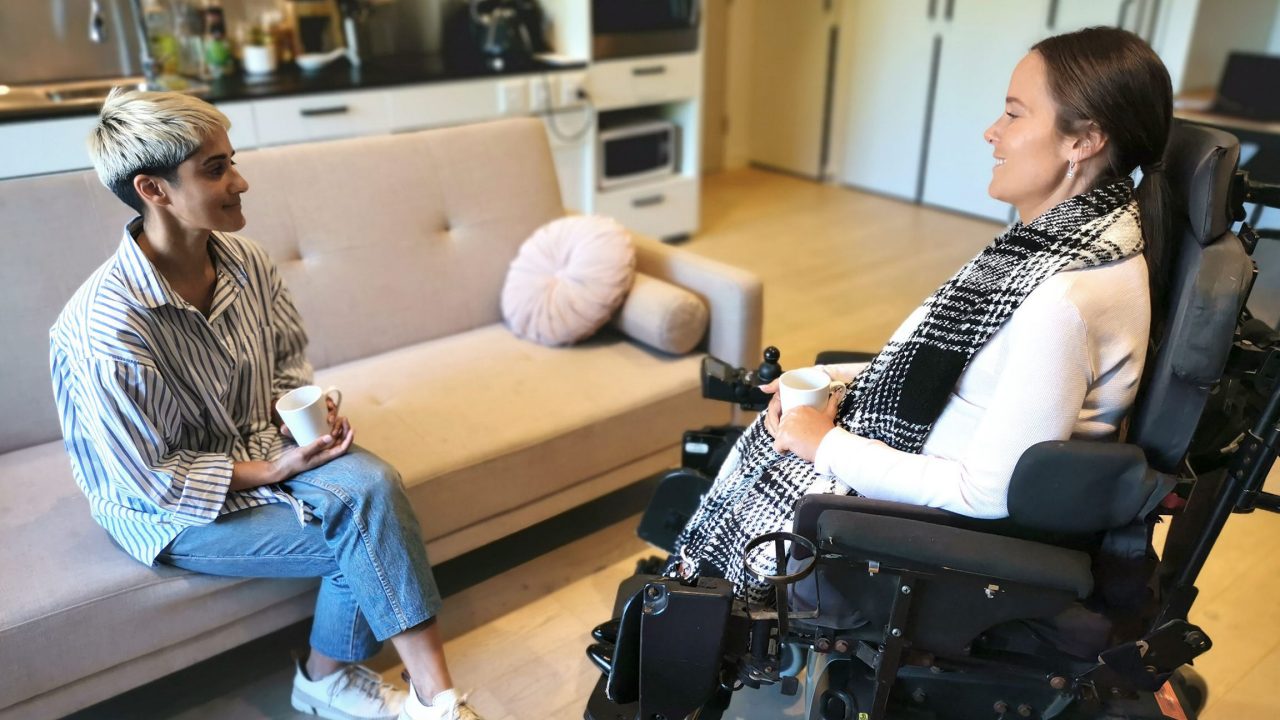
[1171,666,1208,714]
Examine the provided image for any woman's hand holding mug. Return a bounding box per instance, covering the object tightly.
[762,368,845,462]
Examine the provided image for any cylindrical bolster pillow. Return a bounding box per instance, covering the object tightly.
[612,273,709,355]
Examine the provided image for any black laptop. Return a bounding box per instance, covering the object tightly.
[1210,52,1280,122]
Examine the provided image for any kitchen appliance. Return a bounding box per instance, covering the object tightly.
[597,119,678,189]
[592,0,700,60]
[442,0,550,72]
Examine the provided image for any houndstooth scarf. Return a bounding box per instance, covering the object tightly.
[673,179,1143,603]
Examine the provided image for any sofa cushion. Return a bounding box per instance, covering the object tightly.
[236,118,567,372]
[501,215,635,346]
[0,442,315,710]
[314,323,724,548]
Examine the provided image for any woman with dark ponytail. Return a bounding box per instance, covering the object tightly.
[1031,27,1174,332]
[667,27,1174,603]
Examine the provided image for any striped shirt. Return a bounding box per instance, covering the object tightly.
[50,219,314,565]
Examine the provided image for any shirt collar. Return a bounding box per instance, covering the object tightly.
[112,217,251,310]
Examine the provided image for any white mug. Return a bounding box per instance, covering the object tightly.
[276,385,343,446]
[242,44,277,75]
[778,368,843,414]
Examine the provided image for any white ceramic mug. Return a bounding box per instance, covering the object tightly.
[242,44,277,75]
[778,368,843,414]
[276,385,343,446]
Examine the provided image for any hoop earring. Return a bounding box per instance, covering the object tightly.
[1066,160,1077,180]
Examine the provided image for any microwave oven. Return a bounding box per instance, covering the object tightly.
[598,120,679,190]
[592,0,700,60]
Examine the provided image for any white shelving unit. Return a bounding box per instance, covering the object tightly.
[544,0,704,241]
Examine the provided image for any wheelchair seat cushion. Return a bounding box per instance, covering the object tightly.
[818,511,1094,598]
[501,215,635,346]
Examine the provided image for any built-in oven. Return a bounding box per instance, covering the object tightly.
[597,119,679,189]
[591,0,700,60]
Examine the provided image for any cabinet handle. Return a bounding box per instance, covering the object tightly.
[944,0,955,21]
[300,105,350,117]
[632,65,667,77]
[633,194,666,208]
[927,0,938,20]
[1046,0,1059,29]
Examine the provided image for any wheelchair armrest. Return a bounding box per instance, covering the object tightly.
[1007,440,1172,534]
[816,510,1095,598]
[793,494,1099,552]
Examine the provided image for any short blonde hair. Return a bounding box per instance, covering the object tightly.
[87,87,230,212]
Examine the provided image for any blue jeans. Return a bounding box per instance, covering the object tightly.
[157,446,442,662]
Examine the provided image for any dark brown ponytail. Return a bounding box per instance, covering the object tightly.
[1032,27,1174,332]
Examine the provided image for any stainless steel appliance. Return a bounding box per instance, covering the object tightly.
[591,0,699,60]
[597,119,678,189]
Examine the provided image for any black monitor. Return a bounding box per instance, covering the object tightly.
[1211,52,1280,122]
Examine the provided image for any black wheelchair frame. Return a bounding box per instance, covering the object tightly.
[584,126,1280,720]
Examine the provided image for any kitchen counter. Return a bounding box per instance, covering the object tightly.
[0,53,587,123]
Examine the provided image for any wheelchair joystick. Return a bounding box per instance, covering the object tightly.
[757,346,782,384]
[700,346,784,411]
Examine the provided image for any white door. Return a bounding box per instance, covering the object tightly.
[921,0,1051,222]
[836,0,939,201]
[1053,0,1140,35]
[747,0,839,179]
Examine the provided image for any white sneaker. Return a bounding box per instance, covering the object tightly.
[291,658,406,720]
[398,686,484,720]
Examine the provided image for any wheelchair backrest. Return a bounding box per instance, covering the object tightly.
[1126,122,1254,474]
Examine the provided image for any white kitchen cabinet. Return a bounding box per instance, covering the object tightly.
[836,0,938,201]
[387,79,506,132]
[586,53,700,112]
[0,114,98,179]
[593,174,700,241]
[251,89,392,147]
[219,101,258,151]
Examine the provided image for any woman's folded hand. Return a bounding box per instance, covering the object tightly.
[769,390,842,463]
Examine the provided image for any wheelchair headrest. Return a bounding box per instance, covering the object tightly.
[1163,121,1241,247]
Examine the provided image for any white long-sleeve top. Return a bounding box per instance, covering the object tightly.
[810,254,1150,519]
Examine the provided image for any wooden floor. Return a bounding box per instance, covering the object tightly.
[75,168,1280,719]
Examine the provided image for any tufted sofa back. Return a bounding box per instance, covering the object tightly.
[0,118,564,453]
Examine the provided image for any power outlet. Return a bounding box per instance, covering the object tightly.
[497,79,528,114]
[557,72,586,108]
[529,75,553,113]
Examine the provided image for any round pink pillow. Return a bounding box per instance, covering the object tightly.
[502,215,636,346]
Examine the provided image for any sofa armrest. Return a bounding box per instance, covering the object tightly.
[632,234,763,368]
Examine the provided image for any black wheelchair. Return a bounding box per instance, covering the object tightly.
[583,122,1280,720]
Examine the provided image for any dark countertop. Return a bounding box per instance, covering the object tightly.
[0,54,587,123]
